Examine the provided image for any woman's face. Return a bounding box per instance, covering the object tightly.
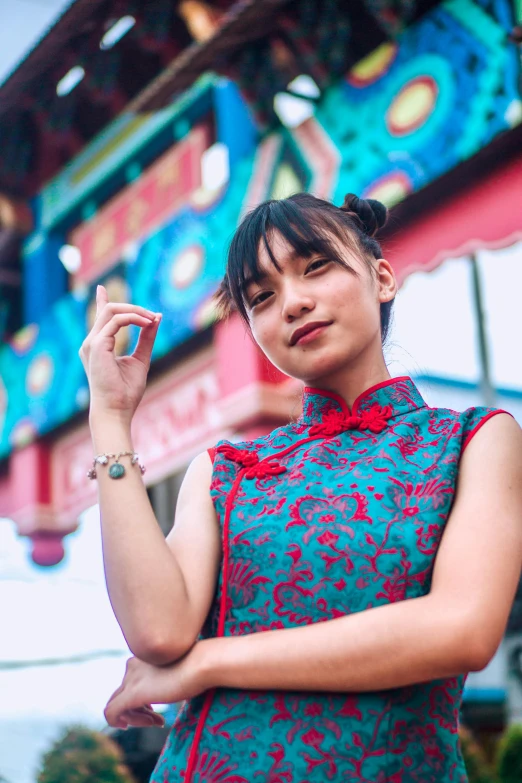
[244,230,397,386]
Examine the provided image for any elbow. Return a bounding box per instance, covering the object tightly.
[130,632,197,666]
[450,620,500,673]
[463,637,499,673]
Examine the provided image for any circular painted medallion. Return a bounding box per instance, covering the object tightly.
[170,244,205,290]
[26,353,54,396]
[386,75,439,136]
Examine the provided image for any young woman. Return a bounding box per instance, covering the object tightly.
[80,193,522,782]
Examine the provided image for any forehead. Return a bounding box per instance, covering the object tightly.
[257,230,299,270]
[251,227,362,278]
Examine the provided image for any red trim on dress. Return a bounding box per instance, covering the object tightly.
[304,376,412,417]
[184,690,215,777]
[184,469,245,782]
[207,447,217,464]
[461,410,513,452]
[352,376,411,417]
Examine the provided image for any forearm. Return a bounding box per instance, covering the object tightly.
[91,413,192,662]
[201,595,478,693]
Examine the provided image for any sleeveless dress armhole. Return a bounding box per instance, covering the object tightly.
[207,446,217,464]
[461,408,513,452]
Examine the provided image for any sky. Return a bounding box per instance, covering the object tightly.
[0,2,521,781]
[0,507,129,783]
[0,0,73,86]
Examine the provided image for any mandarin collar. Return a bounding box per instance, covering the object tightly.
[300,376,426,425]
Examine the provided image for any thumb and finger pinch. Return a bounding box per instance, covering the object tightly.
[92,284,158,337]
[79,288,162,421]
[84,289,162,363]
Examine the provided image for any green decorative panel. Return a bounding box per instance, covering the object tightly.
[314,0,521,205]
[0,156,254,457]
[0,0,520,458]
[39,74,216,232]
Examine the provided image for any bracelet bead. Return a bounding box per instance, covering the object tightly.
[87,451,146,480]
[109,463,126,479]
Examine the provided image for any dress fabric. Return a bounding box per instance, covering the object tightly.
[151,376,506,783]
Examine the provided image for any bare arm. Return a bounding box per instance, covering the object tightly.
[93,420,220,666]
[196,412,522,692]
[80,286,220,666]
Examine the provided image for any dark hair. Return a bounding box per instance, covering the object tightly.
[217,192,394,344]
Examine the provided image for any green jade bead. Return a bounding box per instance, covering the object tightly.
[108,462,126,479]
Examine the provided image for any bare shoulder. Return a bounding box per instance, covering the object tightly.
[184,449,214,482]
[168,450,215,530]
[460,412,522,479]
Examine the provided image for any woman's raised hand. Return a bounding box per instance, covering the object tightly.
[79,285,162,425]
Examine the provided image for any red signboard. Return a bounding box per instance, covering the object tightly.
[71,124,210,283]
[51,349,227,525]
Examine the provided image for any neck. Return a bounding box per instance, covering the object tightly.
[307,351,391,411]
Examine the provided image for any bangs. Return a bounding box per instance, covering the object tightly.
[223,197,360,320]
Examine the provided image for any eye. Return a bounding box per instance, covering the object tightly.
[306,258,330,273]
[249,290,273,309]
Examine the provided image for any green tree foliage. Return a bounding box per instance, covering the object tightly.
[459,725,496,783]
[497,723,522,783]
[37,724,136,783]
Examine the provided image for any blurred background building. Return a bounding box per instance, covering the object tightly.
[0,0,521,770]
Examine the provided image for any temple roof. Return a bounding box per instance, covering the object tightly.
[0,0,441,197]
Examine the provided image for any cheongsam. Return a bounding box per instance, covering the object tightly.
[151,376,508,783]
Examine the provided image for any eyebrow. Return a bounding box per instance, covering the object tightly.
[243,247,321,290]
[243,270,269,290]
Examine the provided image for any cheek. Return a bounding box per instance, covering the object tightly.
[250,315,280,358]
[327,274,378,324]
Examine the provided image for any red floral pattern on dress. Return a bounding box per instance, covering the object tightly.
[151,378,505,783]
[191,749,249,782]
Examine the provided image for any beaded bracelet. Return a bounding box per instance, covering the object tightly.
[87,451,146,480]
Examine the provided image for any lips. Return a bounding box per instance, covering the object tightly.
[290,321,332,346]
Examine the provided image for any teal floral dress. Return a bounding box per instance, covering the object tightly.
[151,377,506,783]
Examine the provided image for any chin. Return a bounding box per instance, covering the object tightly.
[286,350,352,386]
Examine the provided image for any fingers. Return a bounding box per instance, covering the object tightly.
[105,704,165,730]
[96,284,109,316]
[132,314,162,366]
[80,313,158,366]
[79,286,161,366]
[137,705,165,727]
[91,302,158,338]
[119,708,165,729]
[96,312,156,342]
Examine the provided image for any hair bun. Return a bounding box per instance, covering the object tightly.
[340,193,387,236]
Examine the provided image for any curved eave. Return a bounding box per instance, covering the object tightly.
[384,127,522,283]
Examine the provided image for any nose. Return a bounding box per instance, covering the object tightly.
[281,282,315,322]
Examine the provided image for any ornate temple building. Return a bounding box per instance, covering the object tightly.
[0,0,521,732]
